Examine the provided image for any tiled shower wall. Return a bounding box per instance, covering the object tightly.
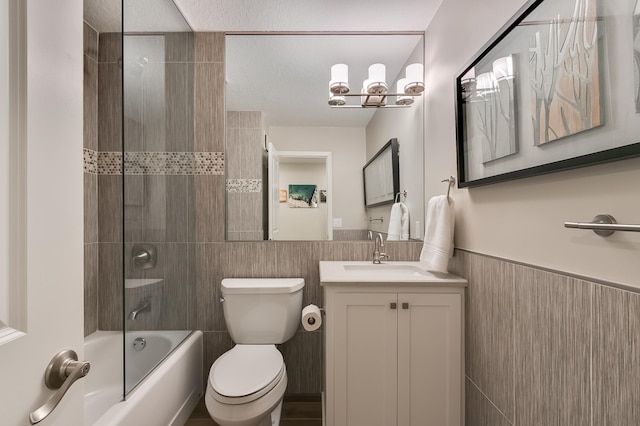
[226,111,265,241]
[449,249,640,426]
[84,22,99,336]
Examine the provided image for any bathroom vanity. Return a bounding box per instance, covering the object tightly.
[319,261,467,426]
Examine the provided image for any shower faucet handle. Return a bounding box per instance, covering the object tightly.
[29,349,90,424]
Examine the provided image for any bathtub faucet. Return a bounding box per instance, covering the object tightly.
[128,300,151,320]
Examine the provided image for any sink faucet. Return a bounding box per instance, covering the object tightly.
[373,233,389,264]
[128,300,151,320]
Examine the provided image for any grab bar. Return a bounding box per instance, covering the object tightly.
[564,214,640,237]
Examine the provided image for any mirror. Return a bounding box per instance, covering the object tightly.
[225,34,425,241]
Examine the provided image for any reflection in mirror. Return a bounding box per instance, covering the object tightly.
[225,34,425,241]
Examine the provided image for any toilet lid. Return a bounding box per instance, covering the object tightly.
[210,345,284,398]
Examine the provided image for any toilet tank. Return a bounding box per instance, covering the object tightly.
[221,278,305,344]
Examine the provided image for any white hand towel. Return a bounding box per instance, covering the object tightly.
[387,202,409,240]
[419,195,455,274]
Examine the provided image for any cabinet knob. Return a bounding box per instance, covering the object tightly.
[390,302,397,310]
[402,302,409,310]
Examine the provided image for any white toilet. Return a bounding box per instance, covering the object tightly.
[205,278,305,426]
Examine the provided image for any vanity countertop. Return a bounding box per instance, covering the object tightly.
[319,261,467,287]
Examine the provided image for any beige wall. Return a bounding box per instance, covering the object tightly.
[366,39,425,239]
[268,126,368,231]
[424,0,640,288]
[278,162,328,240]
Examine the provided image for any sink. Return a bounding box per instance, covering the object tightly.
[319,261,467,286]
[342,264,428,276]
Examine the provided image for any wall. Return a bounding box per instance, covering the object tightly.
[450,249,640,425]
[424,0,640,289]
[278,162,327,240]
[366,39,425,239]
[268,126,368,232]
[83,22,99,336]
[424,0,640,424]
[226,111,264,240]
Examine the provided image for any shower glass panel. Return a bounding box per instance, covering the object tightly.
[122,0,194,396]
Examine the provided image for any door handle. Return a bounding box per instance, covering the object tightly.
[29,349,90,425]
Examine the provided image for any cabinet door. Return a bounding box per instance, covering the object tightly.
[333,292,398,426]
[397,293,462,426]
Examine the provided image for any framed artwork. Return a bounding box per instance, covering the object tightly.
[279,189,287,203]
[320,190,327,203]
[456,0,640,187]
[288,184,318,208]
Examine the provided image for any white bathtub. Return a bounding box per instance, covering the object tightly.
[84,330,203,426]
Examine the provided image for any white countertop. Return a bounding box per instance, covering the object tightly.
[319,261,467,287]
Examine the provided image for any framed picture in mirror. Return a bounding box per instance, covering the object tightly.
[363,138,400,207]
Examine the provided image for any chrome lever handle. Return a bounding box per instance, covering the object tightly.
[29,349,90,425]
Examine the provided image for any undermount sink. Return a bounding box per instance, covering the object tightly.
[342,263,428,276]
[319,261,467,286]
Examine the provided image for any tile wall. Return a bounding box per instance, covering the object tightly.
[84,22,99,336]
[226,111,265,241]
[449,249,640,425]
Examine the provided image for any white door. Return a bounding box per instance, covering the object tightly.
[267,142,280,240]
[0,1,85,425]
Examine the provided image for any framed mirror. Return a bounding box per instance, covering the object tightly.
[225,33,425,241]
[363,138,400,208]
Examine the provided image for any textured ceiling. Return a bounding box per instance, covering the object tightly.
[174,0,442,32]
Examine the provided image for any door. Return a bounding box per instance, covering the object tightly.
[267,142,280,240]
[332,292,398,426]
[397,293,462,426]
[0,1,85,425]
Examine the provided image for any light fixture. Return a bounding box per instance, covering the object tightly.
[330,64,350,95]
[328,62,424,108]
[328,91,346,106]
[403,63,424,95]
[366,64,388,94]
[396,78,413,106]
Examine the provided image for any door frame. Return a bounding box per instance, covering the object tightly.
[276,150,333,240]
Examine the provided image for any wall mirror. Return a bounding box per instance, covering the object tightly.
[225,33,425,241]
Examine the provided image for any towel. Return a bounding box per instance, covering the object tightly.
[387,202,409,240]
[419,195,455,274]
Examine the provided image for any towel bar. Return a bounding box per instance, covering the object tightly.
[564,214,640,237]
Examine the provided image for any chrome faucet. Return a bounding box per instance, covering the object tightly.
[128,300,151,320]
[372,233,389,264]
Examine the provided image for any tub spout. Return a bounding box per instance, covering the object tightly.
[128,300,151,320]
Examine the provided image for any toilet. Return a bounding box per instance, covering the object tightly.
[205,278,305,426]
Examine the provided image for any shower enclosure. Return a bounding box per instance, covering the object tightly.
[120,0,195,396]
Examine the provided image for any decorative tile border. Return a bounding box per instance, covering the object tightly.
[84,148,98,174]
[87,151,225,175]
[226,179,262,193]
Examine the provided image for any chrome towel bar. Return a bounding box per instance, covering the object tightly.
[564,214,640,237]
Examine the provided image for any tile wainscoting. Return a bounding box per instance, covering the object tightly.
[449,249,640,426]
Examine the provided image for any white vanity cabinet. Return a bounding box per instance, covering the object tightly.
[320,261,466,426]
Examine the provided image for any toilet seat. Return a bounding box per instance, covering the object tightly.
[209,345,285,405]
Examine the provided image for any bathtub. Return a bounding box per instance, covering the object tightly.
[84,330,203,425]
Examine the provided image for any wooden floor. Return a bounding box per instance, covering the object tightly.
[185,395,322,426]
